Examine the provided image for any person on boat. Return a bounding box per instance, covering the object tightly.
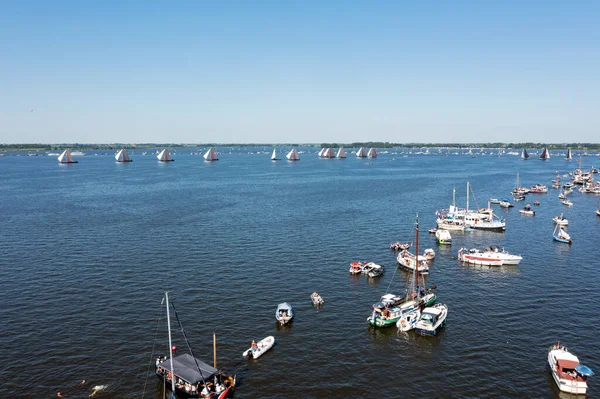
[251,340,258,350]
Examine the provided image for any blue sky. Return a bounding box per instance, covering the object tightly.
[1,1,599,144]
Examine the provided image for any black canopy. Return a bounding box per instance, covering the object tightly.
[161,353,217,384]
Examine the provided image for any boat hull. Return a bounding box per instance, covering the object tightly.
[243,336,275,359]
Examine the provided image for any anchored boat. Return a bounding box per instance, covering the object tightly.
[458,246,522,266]
[57,149,78,164]
[243,336,275,359]
[415,303,448,336]
[548,342,593,394]
[275,302,294,325]
[553,224,572,244]
[115,149,132,162]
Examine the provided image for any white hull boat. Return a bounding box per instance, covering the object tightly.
[415,303,448,335]
[435,229,452,245]
[275,302,294,325]
[311,292,324,305]
[397,251,429,275]
[243,336,275,359]
[548,342,593,394]
[553,214,569,226]
[458,246,522,266]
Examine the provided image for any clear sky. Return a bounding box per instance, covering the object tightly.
[1,1,599,144]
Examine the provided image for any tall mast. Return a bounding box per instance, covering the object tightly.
[165,292,176,394]
[415,215,419,290]
[466,182,470,212]
[452,187,456,207]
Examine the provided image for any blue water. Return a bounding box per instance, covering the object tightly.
[1,149,599,398]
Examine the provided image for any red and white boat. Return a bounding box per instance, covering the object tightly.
[548,342,593,394]
[458,246,522,266]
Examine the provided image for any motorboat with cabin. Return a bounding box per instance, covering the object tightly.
[553,214,569,225]
[458,246,523,266]
[363,262,384,277]
[423,249,435,260]
[435,229,452,245]
[275,303,294,325]
[548,342,593,394]
[311,292,324,305]
[415,303,448,336]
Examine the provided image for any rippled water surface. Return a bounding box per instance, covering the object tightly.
[1,149,599,398]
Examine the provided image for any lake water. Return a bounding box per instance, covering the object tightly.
[1,149,599,398]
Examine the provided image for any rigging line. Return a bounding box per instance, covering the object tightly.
[141,305,165,399]
[469,183,480,210]
[383,254,399,294]
[170,301,209,387]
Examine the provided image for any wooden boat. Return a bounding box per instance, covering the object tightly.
[157,148,174,162]
[155,292,235,398]
[548,342,593,394]
[415,303,448,336]
[356,147,367,158]
[115,149,132,162]
[203,147,219,161]
[397,250,429,275]
[243,336,275,359]
[336,147,346,159]
[367,147,377,158]
[275,302,294,325]
[310,292,324,305]
[57,149,78,164]
[553,225,572,244]
[270,148,281,161]
[286,148,299,161]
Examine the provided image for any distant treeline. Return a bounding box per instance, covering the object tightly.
[1,142,600,151]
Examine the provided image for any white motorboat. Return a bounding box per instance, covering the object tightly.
[562,199,573,207]
[423,249,435,260]
[275,302,294,325]
[519,204,535,216]
[435,229,452,245]
[458,246,522,266]
[499,199,514,208]
[363,262,384,277]
[311,292,324,305]
[243,336,275,359]
[415,303,448,335]
[548,342,593,394]
[553,214,569,225]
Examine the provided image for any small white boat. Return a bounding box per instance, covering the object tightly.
[396,307,421,332]
[349,262,364,274]
[519,204,535,216]
[364,262,384,277]
[157,148,174,162]
[548,342,593,394]
[499,199,514,208]
[311,292,324,305]
[115,149,132,162]
[423,248,435,260]
[553,214,569,225]
[415,303,448,336]
[562,199,573,207]
[57,149,78,164]
[275,302,294,325]
[203,147,219,161]
[243,336,275,359]
[435,229,452,245]
[286,148,299,161]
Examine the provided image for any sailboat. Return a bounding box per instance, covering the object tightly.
[336,147,346,159]
[270,148,281,161]
[553,224,572,244]
[539,148,550,160]
[115,149,132,162]
[317,148,326,158]
[286,148,299,161]
[565,148,572,161]
[203,147,219,162]
[157,149,174,162]
[57,149,78,164]
[320,148,334,158]
[356,147,367,158]
[521,149,529,160]
[154,292,235,399]
[367,147,377,158]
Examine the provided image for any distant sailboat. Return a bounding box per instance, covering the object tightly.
[367,147,377,158]
[203,147,218,161]
[565,148,572,161]
[336,147,346,159]
[317,148,326,158]
[521,149,529,160]
[356,147,367,158]
[115,149,132,162]
[539,148,550,160]
[57,149,78,164]
[157,148,174,162]
[286,148,299,161]
[270,148,281,161]
[323,148,335,158]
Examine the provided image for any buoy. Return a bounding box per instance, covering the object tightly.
[172,345,177,352]
[439,239,444,243]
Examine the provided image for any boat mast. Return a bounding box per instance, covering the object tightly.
[213,332,217,368]
[452,187,456,208]
[165,292,176,394]
[466,182,470,212]
[415,215,419,290]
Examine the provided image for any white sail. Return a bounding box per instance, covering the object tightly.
[336,147,346,158]
[271,148,278,160]
[356,147,367,158]
[323,148,334,158]
[367,147,377,158]
[318,148,325,157]
[286,148,299,161]
[115,149,132,162]
[566,148,572,160]
[203,147,217,161]
[57,149,75,163]
[157,148,172,161]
